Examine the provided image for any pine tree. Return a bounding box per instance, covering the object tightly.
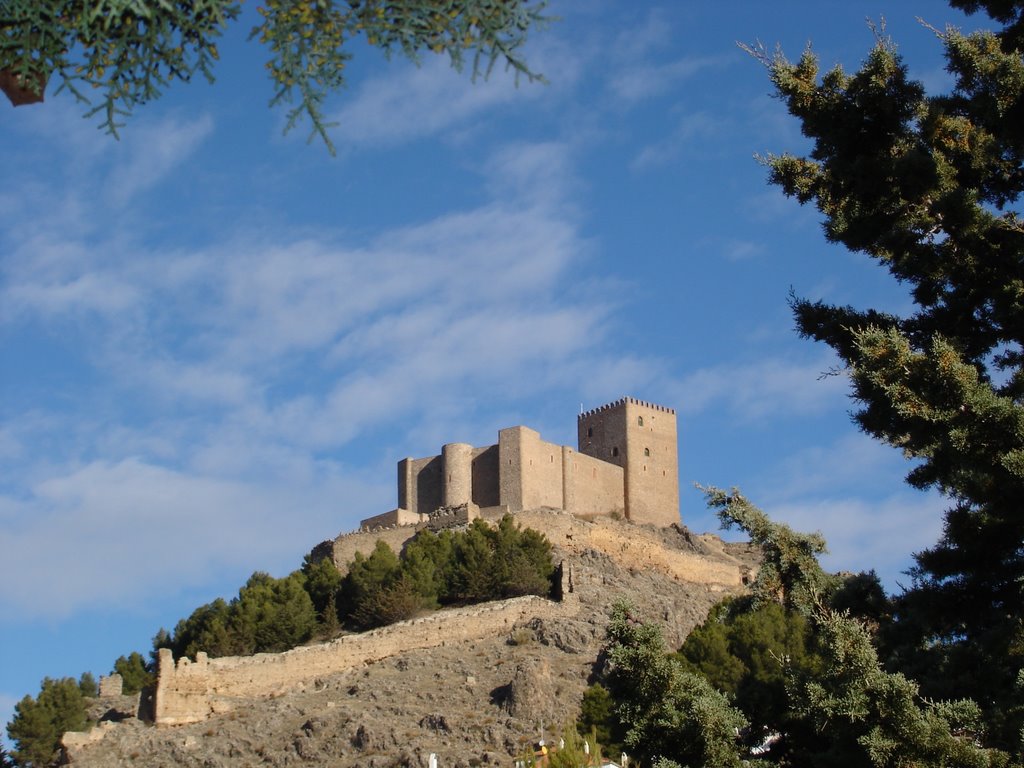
[112,652,155,696]
[758,0,1024,746]
[7,678,87,768]
[603,600,747,768]
[0,0,549,152]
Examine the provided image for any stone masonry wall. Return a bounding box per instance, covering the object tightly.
[565,449,624,517]
[153,595,572,727]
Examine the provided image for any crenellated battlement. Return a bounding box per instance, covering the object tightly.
[363,397,680,532]
[578,396,675,420]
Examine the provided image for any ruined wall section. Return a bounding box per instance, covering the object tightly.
[153,595,571,727]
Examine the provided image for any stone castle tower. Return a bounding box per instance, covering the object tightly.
[577,397,680,528]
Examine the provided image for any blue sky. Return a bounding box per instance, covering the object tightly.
[1,0,979,737]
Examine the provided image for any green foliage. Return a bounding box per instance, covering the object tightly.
[7,677,88,767]
[687,489,1012,766]
[300,552,344,622]
[0,0,550,151]
[678,598,822,749]
[399,528,455,608]
[603,600,747,768]
[338,516,553,628]
[112,652,154,695]
[546,722,599,768]
[790,610,998,768]
[759,1,1024,748]
[161,570,316,659]
[578,683,623,760]
[231,570,318,653]
[154,517,553,660]
[702,485,834,614]
[445,516,554,603]
[76,672,96,699]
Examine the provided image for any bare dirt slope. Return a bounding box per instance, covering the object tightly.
[67,511,757,768]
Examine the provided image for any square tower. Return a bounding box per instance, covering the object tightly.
[577,397,680,527]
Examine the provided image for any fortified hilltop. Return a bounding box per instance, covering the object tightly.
[360,396,681,531]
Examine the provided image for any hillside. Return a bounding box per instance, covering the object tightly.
[63,510,758,767]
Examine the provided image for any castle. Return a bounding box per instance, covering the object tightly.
[359,397,680,530]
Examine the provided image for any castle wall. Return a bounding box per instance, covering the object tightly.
[471,445,500,507]
[565,449,624,517]
[516,427,568,510]
[400,455,443,516]
[359,508,424,531]
[153,595,569,726]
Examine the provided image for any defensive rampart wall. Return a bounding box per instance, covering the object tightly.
[153,595,573,727]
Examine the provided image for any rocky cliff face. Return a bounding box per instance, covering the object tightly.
[65,510,758,768]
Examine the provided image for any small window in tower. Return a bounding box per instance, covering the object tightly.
[644,447,650,457]
[612,446,619,457]
[587,426,593,437]
[637,416,643,426]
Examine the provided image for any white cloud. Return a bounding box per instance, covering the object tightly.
[609,56,725,105]
[106,115,214,205]
[673,354,848,420]
[0,457,384,619]
[331,55,541,147]
[631,112,723,170]
[768,491,945,587]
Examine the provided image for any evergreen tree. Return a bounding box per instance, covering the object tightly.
[678,598,822,754]
[603,600,747,768]
[231,571,318,654]
[0,0,549,151]
[76,673,97,699]
[449,519,498,603]
[400,528,456,608]
[300,552,344,625]
[340,539,404,628]
[7,678,87,767]
[757,0,1024,745]
[112,652,155,696]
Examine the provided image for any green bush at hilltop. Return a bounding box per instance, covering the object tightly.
[154,514,555,658]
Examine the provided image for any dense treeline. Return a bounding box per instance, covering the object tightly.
[5,515,554,767]
[158,515,554,658]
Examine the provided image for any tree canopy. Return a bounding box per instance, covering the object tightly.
[0,0,549,151]
[758,0,1024,747]
[6,677,88,768]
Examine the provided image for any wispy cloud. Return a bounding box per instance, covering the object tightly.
[106,115,214,206]
[630,112,723,170]
[332,55,540,147]
[672,354,847,420]
[609,56,726,105]
[0,457,385,619]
